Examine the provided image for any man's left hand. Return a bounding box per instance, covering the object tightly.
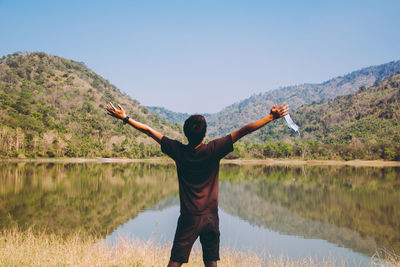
[106,102,127,120]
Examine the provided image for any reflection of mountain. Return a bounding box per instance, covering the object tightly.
[0,162,178,237]
[219,181,377,255]
[151,196,179,211]
[219,165,400,255]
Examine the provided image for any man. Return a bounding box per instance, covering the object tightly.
[106,102,289,267]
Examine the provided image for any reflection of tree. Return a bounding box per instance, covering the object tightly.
[219,164,400,255]
[0,162,178,237]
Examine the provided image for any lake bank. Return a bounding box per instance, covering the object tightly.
[1,228,396,267]
[2,157,400,167]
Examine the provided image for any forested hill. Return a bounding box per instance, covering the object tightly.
[206,60,400,137]
[0,52,182,158]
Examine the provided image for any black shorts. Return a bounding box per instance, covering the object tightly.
[170,213,220,263]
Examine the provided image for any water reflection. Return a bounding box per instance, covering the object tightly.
[107,203,371,265]
[0,162,399,259]
[219,164,400,256]
[0,162,178,236]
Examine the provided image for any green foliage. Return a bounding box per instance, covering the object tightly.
[383,147,397,160]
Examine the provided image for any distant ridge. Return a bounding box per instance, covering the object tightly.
[146,106,191,125]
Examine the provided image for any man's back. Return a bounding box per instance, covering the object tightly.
[106,101,289,266]
[161,135,233,215]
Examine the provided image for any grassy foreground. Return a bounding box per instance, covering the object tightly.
[0,228,398,267]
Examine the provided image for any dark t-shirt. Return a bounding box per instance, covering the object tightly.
[161,135,234,215]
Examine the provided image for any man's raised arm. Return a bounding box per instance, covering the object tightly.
[106,102,163,144]
[230,102,289,143]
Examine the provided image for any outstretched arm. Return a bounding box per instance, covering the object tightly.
[230,103,289,143]
[106,102,163,144]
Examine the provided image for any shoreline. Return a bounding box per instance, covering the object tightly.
[1,157,400,167]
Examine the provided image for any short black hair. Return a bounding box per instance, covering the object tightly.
[183,115,207,146]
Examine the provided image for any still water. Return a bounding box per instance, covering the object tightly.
[1,162,399,265]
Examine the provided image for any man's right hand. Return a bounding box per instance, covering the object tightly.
[270,102,289,120]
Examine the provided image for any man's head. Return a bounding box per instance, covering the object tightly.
[184,115,207,146]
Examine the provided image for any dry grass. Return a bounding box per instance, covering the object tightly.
[0,228,398,267]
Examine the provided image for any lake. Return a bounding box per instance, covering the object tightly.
[1,161,399,265]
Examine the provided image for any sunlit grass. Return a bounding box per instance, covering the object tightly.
[0,228,398,267]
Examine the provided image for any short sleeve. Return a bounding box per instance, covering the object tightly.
[211,134,234,159]
[161,136,180,160]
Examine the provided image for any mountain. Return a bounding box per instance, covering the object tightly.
[206,60,400,138]
[0,52,182,158]
[147,60,400,139]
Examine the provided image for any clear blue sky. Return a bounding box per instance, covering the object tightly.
[1,0,399,113]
